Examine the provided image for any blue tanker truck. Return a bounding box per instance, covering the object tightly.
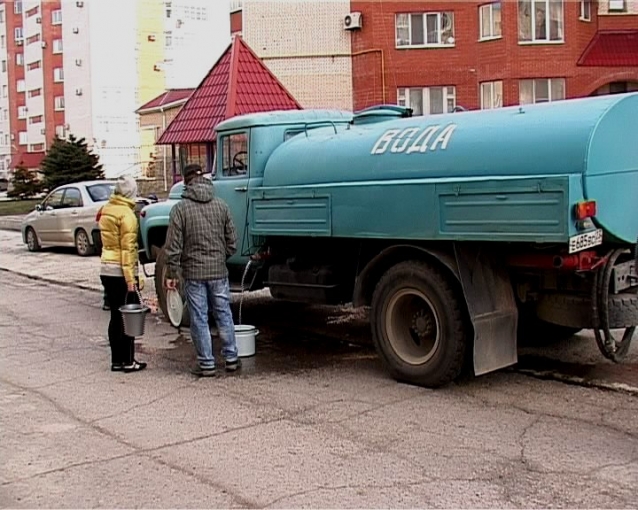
[139,93,638,388]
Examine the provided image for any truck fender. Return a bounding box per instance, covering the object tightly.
[353,244,460,308]
[354,243,519,377]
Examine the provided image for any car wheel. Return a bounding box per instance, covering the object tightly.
[26,227,40,252]
[75,229,94,257]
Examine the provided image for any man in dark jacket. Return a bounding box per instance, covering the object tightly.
[164,164,240,377]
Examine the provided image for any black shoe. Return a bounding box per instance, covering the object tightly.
[111,363,124,372]
[123,361,147,372]
[225,359,242,373]
[191,366,216,377]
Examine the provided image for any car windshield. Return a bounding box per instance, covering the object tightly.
[87,183,115,203]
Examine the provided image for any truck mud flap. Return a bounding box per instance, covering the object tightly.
[453,243,518,376]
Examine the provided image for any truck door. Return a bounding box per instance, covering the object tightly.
[213,129,251,265]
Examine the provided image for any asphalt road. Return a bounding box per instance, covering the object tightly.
[1,271,638,508]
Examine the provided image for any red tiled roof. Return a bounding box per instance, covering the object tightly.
[10,152,45,170]
[578,30,638,67]
[158,35,301,145]
[136,88,195,113]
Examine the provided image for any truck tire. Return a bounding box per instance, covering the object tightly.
[370,260,468,388]
[537,292,638,329]
[154,246,191,328]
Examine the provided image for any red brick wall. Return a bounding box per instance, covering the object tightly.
[40,0,64,148]
[230,11,242,35]
[351,0,638,111]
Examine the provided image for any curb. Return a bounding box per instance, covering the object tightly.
[0,267,101,293]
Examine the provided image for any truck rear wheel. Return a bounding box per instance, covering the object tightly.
[154,246,191,328]
[371,260,468,388]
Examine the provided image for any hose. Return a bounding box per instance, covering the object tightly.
[591,249,636,362]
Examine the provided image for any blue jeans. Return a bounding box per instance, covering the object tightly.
[184,278,238,370]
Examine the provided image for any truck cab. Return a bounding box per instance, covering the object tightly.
[139,109,356,325]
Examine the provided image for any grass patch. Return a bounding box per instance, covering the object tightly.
[0,199,39,216]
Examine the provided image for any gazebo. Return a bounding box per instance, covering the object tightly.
[157,35,302,183]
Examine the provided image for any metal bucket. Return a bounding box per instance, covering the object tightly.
[235,324,259,358]
[119,303,150,337]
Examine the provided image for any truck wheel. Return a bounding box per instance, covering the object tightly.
[537,293,638,329]
[371,260,468,388]
[154,247,191,328]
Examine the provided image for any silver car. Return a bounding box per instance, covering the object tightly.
[21,180,116,256]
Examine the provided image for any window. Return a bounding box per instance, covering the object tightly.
[18,106,27,119]
[52,9,62,24]
[44,189,65,209]
[608,0,626,11]
[165,31,172,47]
[62,188,83,208]
[28,88,41,97]
[220,133,248,177]
[19,131,27,145]
[518,0,564,42]
[579,0,592,20]
[87,183,115,203]
[481,81,504,109]
[165,2,171,18]
[26,33,40,45]
[54,96,65,111]
[396,12,455,47]
[1,60,5,73]
[55,125,65,138]
[27,60,41,71]
[480,3,503,39]
[14,27,23,41]
[29,143,44,152]
[14,1,22,14]
[397,86,456,115]
[29,115,43,124]
[54,67,64,82]
[17,79,25,92]
[16,53,23,66]
[519,78,565,104]
[1,85,6,98]
[53,39,62,53]
[0,35,5,48]
[0,10,4,23]
[178,144,208,174]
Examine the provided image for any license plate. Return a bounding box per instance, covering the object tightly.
[568,229,603,254]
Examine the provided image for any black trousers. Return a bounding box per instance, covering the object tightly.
[100,275,140,365]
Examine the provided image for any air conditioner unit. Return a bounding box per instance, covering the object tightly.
[16,40,23,46]
[75,88,83,95]
[41,41,47,48]
[344,12,362,30]
[36,17,42,24]
[76,0,84,6]
[75,59,82,66]
[73,27,79,34]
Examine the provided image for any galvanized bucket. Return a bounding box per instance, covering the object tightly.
[119,290,150,338]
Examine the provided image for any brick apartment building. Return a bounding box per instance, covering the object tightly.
[230,0,638,114]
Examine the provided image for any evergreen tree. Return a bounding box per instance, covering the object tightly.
[40,134,104,190]
[8,165,43,199]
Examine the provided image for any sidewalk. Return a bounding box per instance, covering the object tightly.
[0,215,24,232]
[0,230,157,300]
